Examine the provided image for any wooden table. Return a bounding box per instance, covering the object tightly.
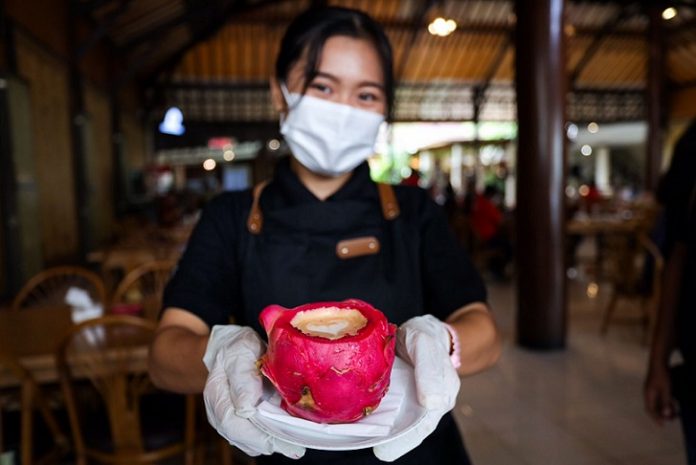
[0,307,149,387]
[0,306,75,387]
[566,215,647,284]
[566,216,642,236]
[0,307,154,464]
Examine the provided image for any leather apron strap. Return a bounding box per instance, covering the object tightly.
[377,182,400,220]
[246,181,400,234]
[246,180,269,234]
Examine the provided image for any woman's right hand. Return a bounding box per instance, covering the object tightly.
[203,325,306,459]
[644,363,677,425]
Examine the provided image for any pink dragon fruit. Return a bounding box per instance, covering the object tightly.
[258,299,397,424]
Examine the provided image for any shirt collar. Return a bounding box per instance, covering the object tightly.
[272,157,376,205]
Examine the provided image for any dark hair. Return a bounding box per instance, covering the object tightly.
[275,6,395,120]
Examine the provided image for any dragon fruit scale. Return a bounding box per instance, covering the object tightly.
[258,299,397,424]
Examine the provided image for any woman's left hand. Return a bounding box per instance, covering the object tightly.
[372,315,460,462]
[644,364,677,425]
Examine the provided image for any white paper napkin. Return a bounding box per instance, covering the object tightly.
[257,362,408,438]
[65,286,103,323]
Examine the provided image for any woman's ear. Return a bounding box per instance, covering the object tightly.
[269,77,286,113]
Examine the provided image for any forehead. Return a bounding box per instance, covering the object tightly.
[289,35,385,85]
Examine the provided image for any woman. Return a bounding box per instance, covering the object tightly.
[644,120,696,464]
[149,6,500,464]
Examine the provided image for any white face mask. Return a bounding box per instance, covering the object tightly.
[279,84,385,177]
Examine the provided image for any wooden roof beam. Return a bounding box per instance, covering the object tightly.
[395,0,439,82]
[474,32,513,116]
[569,3,640,88]
[77,0,133,58]
[76,0,121,15]
[116,1,224,53]
[141,0,288,89]
[668,15,696,36]
[214,15,645,39]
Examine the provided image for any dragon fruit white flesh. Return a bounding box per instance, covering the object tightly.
[258,299,397,424]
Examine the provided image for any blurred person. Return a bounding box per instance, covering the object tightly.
[469,185,503,245]
[580,180,602,214]
[400,169,420,187]
[467,186,513,279]
[644,119,696,464]
[148,7,500,465]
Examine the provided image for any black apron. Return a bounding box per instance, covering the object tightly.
[233,172,471,465]
[236,178,423,336]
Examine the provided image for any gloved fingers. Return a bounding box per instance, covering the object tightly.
[269,437,307,459]
[203,351,259,421]
[396,316,461,410]
[395,315,450,366]
[214,403,306,458]
[204,361,305,458]
[372,408,445,462]
[204,325,240,370]
[203,325,266,371]
[203,356,236,429]
[216,408,270,457]
[223,425,305,459]
[409,334,461,410]
[222,340,265,417]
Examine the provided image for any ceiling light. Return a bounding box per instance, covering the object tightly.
[587,122,599,133]
[223,150,235,161]
[662,7,677,20]
[428,17,457,37]
[581,144,592,156]
[203,158,217,171]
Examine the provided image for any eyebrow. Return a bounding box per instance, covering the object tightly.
[314,71,385,91]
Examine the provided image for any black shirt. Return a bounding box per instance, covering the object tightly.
[163,158,486,464]
[164,158,486,334]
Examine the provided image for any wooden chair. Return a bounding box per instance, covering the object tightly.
[55,315,196,465]
[12,267,107,311]
[110,260,177,320]
[600,233,664,343]
[0,350,68,465]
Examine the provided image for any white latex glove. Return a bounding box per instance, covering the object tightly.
[373,315,460,462]
[202,325,306,459]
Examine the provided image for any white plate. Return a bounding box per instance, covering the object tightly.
[250,357,426,451]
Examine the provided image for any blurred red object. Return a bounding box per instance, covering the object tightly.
[110,303,143,316]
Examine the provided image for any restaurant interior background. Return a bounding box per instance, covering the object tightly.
[1,0,696,463]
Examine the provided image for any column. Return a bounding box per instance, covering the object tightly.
[514,0,567,349]
[68,3,91,259]
[646,7,665,192]
[0,3,22,295]
[111,90,127,217]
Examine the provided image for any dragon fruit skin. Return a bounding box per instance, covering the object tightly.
[259,299,397,424]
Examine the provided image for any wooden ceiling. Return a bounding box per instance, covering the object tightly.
[80,0,696,122]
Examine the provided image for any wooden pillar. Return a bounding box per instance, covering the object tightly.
[646,7,665,193]
[514,0,567,349]
[110,89,127,217]
[0,0,22,296]
[68,1,91,260]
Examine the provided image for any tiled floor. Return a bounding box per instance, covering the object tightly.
[454,274,686,465]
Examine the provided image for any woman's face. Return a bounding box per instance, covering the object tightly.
[273,35,387,116]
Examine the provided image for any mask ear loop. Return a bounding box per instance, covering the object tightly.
[279,82,301,125]
[280,82,301,108]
